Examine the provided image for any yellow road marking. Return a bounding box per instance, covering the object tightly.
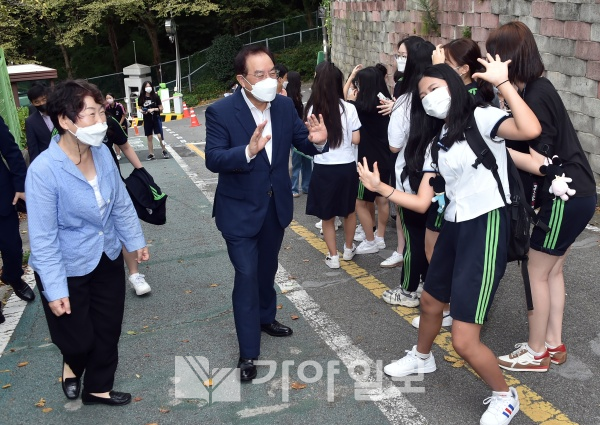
[187,143,205,159]
[289,220,577,425]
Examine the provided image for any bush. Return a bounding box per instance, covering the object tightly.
[207,35,244,83]
[16,107,28,150]
[275,41,322,81]
[184,79,228,106]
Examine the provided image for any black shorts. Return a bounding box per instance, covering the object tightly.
[143,115,162,136]
[530,195,596,256]
[357,168,391,202]
[424,208,509,325]
[425,202,445,232]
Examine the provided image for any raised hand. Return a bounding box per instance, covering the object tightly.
[305,114,328,144]
[248,120,271,156]
[377,98,394,116]
[357,157,381,192]
[432,44,445,65]
[472,53,511,87]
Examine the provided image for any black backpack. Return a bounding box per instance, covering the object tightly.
[124,167,168,225]
[432,113,549,310]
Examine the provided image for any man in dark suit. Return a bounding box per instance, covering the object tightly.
[205,46,327,381]
[0,114,36,324]
[25,83,54,163]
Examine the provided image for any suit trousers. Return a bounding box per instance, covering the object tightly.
[36,253,126,393]
[0,209,24,283]
[222,197,285,359]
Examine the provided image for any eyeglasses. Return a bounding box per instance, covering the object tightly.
[245,70,279,79]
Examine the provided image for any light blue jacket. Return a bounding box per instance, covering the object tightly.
[26,137,146,302]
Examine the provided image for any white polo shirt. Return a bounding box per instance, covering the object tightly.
[311,100,361,165]
[423,106,511,223]
[388,94,411,192]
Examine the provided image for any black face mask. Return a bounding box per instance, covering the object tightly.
[35,104,47,113]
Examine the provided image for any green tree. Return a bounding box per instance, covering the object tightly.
[68,0,219,71]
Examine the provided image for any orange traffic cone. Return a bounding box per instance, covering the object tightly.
[183,102,191,118]
[190,108,200,127]
[133,119,140,136]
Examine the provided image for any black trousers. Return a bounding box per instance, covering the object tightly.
[0,209,23,283]
[399,207,428,293]
[36,253,126,393]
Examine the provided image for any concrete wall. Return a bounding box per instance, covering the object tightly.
[330,0,600,183]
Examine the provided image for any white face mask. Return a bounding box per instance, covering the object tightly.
[243,77,278,102]
[282,81,288,89]
[145,87,152,93]
[396,57,407,72]
[70,122,108,147]
[422,86,451,120]
[106,98,114,105]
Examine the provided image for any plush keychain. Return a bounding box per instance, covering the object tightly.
[539,155,576,201]
[429,175,447,213]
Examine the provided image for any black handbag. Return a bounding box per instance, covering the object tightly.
[124,167,167,225]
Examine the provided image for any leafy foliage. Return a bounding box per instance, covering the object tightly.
[275,41,321,80]
[16,107,29,150]
[183,79,228,106]
[417,0,440,36]
[206,35,244,82]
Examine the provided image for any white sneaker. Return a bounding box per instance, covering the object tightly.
[480,387,520,425]
[325,254,340,269]
[355,239,379,254]
[318,218,342,234]
[374,235,385,249]
[416,282,424,298]
[380,251,403,268]
[335,217,342,230]
[128,273,151,295]
[343,244,356,261]
[383,345,437,377]
[382,287,419,307]
[354,224,366,241]
[116,154,122,160]
[411,311,453,329]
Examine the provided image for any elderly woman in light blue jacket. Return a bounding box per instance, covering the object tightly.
[26,80,149,407]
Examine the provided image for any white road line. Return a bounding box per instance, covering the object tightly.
[168,146,428,425]
[0,271,36,358]
[188,142,206,145]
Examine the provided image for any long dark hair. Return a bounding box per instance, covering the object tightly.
[353,66,391,114]
[396,36,424,78]
[486,21,545,85]
[405,64,474,177]
[397,41,436,98]
[286,71,303,119]
[443,38,494,103]
[304,62,345,149]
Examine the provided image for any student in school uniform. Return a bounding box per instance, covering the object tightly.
[487,21,597,372]
[357,59,541,425]
[305,61,361,269]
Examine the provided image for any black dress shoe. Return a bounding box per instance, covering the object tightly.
[81,390,132,406]
[62,362,81,399]
[7,279,35,302]
[260,320,293,337]
[0,311,4,325]
[237,358,257,382]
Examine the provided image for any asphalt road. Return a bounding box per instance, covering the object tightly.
[1,91,599,425]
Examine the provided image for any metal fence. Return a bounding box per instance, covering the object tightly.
[86,13,322,102]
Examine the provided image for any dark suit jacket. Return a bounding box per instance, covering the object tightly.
[0,115,27,216]
[25,111,53,163]
[205,89,323,238]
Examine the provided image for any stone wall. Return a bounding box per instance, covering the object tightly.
[330,0,600,184]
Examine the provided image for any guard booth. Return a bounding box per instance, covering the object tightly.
[123,63,152,118]
[7,64,57,107]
